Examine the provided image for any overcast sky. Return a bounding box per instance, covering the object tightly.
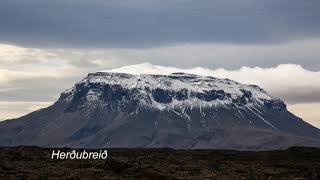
[0,0,319,127]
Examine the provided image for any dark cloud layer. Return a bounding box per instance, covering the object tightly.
[0,0,320,48]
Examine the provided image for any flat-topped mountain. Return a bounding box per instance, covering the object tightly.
[0,72,319,150]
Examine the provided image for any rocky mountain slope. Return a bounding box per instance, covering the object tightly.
[0,72,319,150]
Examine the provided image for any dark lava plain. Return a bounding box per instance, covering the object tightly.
[0,146,320,180]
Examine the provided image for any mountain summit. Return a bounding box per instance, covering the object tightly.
[0,72,319,150]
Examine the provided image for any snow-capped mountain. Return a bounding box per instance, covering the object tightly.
[0,71,319,150]
[64,72,281,129]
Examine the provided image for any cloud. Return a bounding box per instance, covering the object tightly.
[0,44,123,103]
[288,103,320,129]
[0,0,320,48]
[0,44,58,65]
[2,38,320,71]
[101,39,320,70]
[106,63,320,104]
[0,101,52,120]
[1,42,320,104]
[0,76,79,102]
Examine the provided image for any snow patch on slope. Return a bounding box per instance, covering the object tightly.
[83,72,272,100]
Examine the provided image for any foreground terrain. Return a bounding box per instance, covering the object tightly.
[0,146,320,179]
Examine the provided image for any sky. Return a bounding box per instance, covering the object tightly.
[0,0,319,128]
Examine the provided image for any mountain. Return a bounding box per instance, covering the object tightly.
[0,72,319,150]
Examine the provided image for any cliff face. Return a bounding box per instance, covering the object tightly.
[0,72,319,150]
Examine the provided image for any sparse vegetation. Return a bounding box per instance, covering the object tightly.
[0,146,320,179]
